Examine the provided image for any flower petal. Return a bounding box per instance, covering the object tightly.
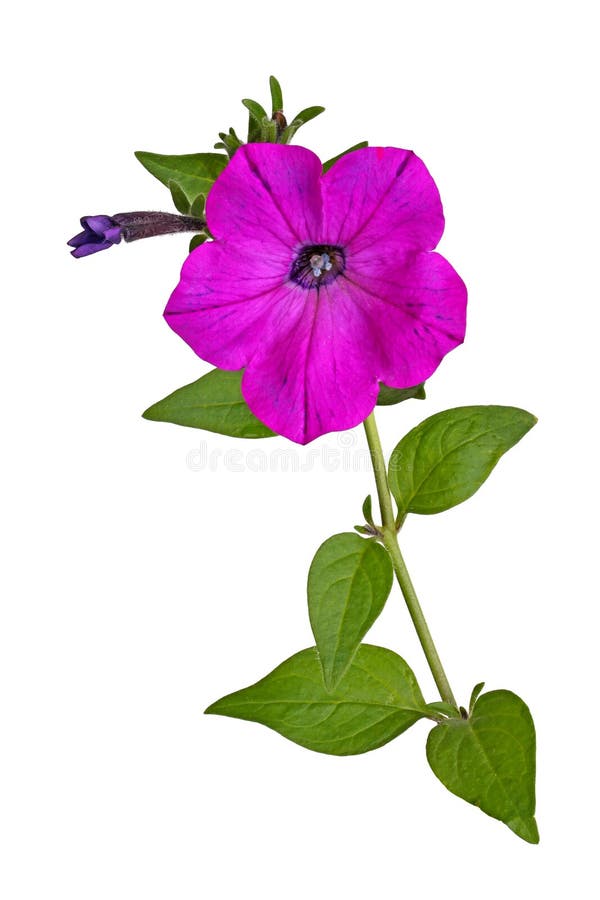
[206,143,323,255]
[70,240,114,258]
[67,230,92,248]
[241,281,381,444]
[341,251,467,387]
[322,147,444,256]
[164,240,293,369]
[82,215,117,235]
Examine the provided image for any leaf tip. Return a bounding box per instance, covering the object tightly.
[141,403,158,421]
[508,815,540,844]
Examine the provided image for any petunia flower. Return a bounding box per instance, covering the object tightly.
[164,144,467,444]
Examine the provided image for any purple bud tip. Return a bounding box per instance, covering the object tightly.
[67,215,122,258]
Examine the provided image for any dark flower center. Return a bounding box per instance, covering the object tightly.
[290,244,346,289]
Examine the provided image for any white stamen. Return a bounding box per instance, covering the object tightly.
[310,252,332,277]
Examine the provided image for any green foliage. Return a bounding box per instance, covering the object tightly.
[135,151,227,205]
[427,689,538,843]
[361,495,374,526]
[269,75,283,114]
[168,180,190,215]
[307,534,393,690]
[189,234,207,252]
[281,106,325,143]
[322,141,368,173]
[377,382,426,407]
[190,193,206,219]
[242,98,269,123]
[388,406,537,516]
[206,644,429,755]
[142,368,274,438]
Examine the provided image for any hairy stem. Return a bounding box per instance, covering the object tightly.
[363,411,458,708]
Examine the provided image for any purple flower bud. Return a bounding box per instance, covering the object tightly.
[67,215,123,257]
[67,211,206,258]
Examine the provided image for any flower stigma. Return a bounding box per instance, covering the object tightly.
[290,244,346,289]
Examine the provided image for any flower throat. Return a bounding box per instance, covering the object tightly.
[290,244,346,289]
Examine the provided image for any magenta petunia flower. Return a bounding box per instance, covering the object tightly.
[165,144,467,444]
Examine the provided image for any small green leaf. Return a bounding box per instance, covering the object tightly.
[292,105,325,125]
[362,495,374,526]
[218,128,245,158]
[142,368,275,438]
[135,151,228,205]
[388,406,537,516]
[260,118,278,143]
[426,701,461,719]
[206,644,428,755]
[308,534,393,690]
[469,681,485,714]
[247,111,260,142]
[353,525,373,535]
[427,689,538,843]
[269,75,283,114]
[322,141,368,173]
[282,106,325,143]
[189,234,207,252]
[190,193,206,219]
[168,180,190,215]
[377,382,426,407]
[242,98,269,123]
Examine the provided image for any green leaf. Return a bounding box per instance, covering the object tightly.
[427,689,538,843]
[168,180,190,215]
[246,110,260,142]
[426,701,461,719]
[135,151,227,205]
[269,75,283,114]
[142,368,275,438]
[190,193,206,219]
[218,128,245,158]
[242,98,269,124]
[361,495,374,526]
[469,681,485,714]
[388,406,537,516]
[322,141,368,173]
[282,106,325,143]
[292,105,325,125]
[189,234,207,252]
[308,534,393,690]
[260,118,278,143]
[377,382,426,407]
[206,644,428,755]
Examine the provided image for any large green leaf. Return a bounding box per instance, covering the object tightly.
[134,151,227,205]
[142,368,275,438]
[206,645,429,755]
[427,689,538,843]
[388,406,537,516]
[308,534,393,690]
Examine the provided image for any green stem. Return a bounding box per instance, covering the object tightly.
[363,411,458,709]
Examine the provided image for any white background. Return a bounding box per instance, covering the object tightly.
[2,1,599,896]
